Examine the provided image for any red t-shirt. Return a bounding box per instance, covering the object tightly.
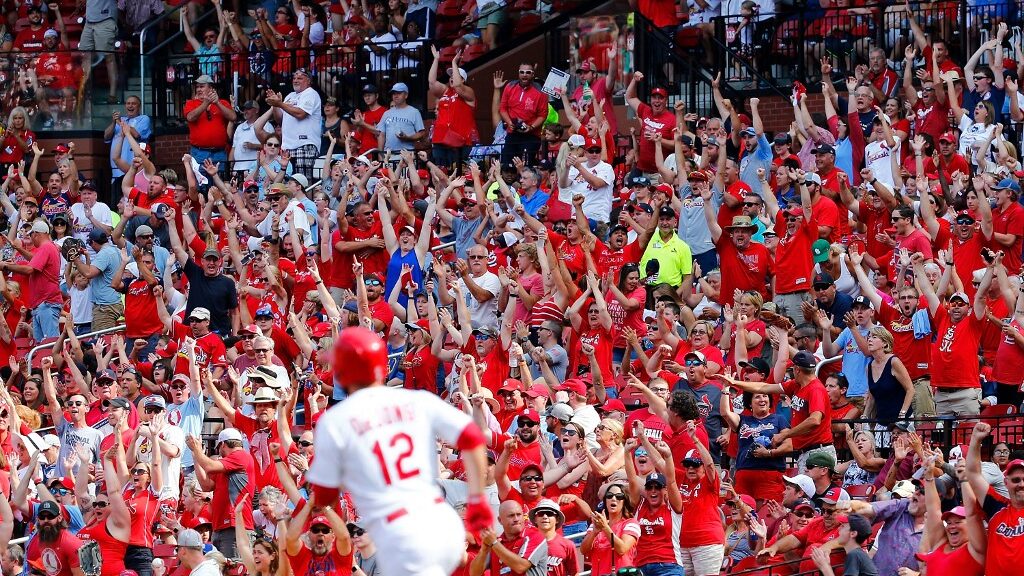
[586,518,642,576]
[355,106,387,154]
[547,229,593,279]
[991,317,1024,386]
[209,449,256,530]
[773,214,817,294]
[544,536,578,576]
[678,470,724,547]
[170,322,227,367]
[954,233,989,297]
[402,346,440,393]
[286,544,354,576]
[913,98,952,142]
[985,502,1024,576]
[13,27,46,51]
[877,302,931,381]
[123,278,164,338]
[624,407,674,445]
[634,498,678,565]
[810,195,843,243]
[889,229,934,280]
[931,305,983,389]
[184,98,232,148]
[27,529,82,576]
[980,296,1010,366]
[568,322,616,382]
[715,236,773,305]
[599,241,643,281]
[791,517,845,574]
[490,433,542,481]
[124,487,161,547]
[780,378,833,450]
[486,527,548,576]
[472,337,511,395]
[635,103,676,173]
[991,202,1024,274]
[860,201,892,259]
[332,220,389,289]
[27,240,63,307]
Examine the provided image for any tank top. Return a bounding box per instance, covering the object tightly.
[530,297,564,328]
[77,520,128,576]
[917,542,984,576]
[633,497,680,566]
[384,249,423,311]
[867,355,909,424]
[433,87,477,148]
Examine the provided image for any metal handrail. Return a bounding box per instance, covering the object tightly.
[137,5,216,113]
[25,325,127,368]
[815,354,842,376]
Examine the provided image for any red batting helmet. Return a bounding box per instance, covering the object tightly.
[334,327,389,390]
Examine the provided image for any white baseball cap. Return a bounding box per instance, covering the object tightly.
[782,474,815,499]
[216,428,243,445]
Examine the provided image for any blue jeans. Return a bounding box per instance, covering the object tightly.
[189,147,228,175]
[32,302,62,341]
[126,333,161,359]
[693,250,719,275]
[638,563,685,576]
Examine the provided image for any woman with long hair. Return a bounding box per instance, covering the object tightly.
[543,421,591,526]
[579,483,640,576]
[246,136,291,195]
[947,73,998,168]
[605,263,647,364]
[584,418,626,499]
[77,446,131,576]
[501,243,544,325]
[0,107,34,168]
[235,499,288,576]
[721,389,790,505]
[720,290,766,369]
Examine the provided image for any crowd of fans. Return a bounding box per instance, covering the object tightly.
[6,1,1024,576]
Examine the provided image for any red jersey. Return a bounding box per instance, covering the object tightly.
[355,106,387,154]
[171,322,227,367]
[402,346,440,393]
[715,236,773,305]
[568,323,616,382]
[791,517,845,574]
[499,83,549,137]
[991,201,1024,274]
[543,535,578,576]
[877,302,931,380]
[123,278,164,338]
[624,407,674,444]
[485,527,548,576]
[991,317,1024,386]
[586,518,641,576]
[889,229,934,280]
[773,214,818,294]
[780,378,833,450]
[635,103,675,173]
[287,545,354,576]
[810,195,843,243]
[332,221,389,289]
[953,233,989,297]
[980,296,1009,366]
[27,529,82,576]
[547,230,593,279]
[634,498,679,565]
[678,470,724,547]
[984,501,1024,576]
[13,27,46,51]
[599,241,643,281]
[931,305,983,389]
[433,87,477,147]
[124,488,160,547]
[913,98,952,142]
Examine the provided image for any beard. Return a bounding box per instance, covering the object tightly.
[38,524,62,543]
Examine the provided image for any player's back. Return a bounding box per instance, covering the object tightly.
[309,386,472,523]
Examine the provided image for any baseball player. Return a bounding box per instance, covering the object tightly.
[307,327,494,576]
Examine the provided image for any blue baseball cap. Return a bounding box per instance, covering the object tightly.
[992,178,1021,195]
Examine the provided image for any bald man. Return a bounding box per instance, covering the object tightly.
[470,501,548,576]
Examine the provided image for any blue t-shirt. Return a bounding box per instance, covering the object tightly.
[835,326,872,397]
[169,394,205,467]
[735,412,790,472]
[89,244,123,305]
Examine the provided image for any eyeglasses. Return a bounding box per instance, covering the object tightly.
[605,493,626,501]
[468,255,487,260]
[364,279,382,286]
[822,507,838,515]
[132,468,150,475]
[994,448,1012,455]
[534,510,557,518]
[297,440,314,447]
[794,510,815,518]
[520,475,543,482]
[67,401,86,407]
[93,501,109,508]
[650,387,669,393]
[309,526,332,535]
[170,384,188,390]
[254,348,272,354]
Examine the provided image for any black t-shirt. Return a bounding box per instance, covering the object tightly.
[843,547,878,576]
[183,258,239,335]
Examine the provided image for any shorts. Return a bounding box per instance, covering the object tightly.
[680,543,725,576]
[288,143,319,181]
[91,302,123,331]
[934,387,982,417]
[477,4,505,28]
[733,469,784,503]
[638,562,685,576]
[369,499,465,576]
[773,291,811,325]
[79,18,117,52]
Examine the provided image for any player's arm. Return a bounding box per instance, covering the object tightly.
[324,507,352,556]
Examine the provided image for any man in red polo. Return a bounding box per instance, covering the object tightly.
[186,428,255,557]
[499,62,548,165]
[471,500,548,576]
[184,75,236,168]
[989,178,1024,274]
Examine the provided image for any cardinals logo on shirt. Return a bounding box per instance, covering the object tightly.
[790,395,807,412]
[995,517,1024,538]
[41,549,62,575]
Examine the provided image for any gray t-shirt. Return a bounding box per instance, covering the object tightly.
[843,547,878,576]
[677,185,714,255]
[450,215,490,259]
[85,0,117,23]
[55,419,104,477]
[89,244,123,305]
[377,105,424,151]
[528,344,567,381]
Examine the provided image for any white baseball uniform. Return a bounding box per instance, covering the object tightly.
[307,386,474,576]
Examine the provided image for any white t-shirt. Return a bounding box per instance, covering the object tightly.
[232,121,273,172]
[365,33,397,72]
[452,271,501,329]
[132,424,185,499]
[257,201,313,246]
[957,116,995,165]
[864,137,900,190]
[281,87,322,153]
[561,161,615,222]
[70,202,113,247]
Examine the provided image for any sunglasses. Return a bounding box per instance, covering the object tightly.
[682,460,702,468]
[684,359,705,367]
[347,524,365,537]
[241,334,257,340]
[267,195,283,201]
[254,348,272,354]
[49,487,68,496]
[475,334,493,341]
[170,384,187,390]
[645,483,664,490]
[605,493,626,501]
[534,510,557,518]
[520,475,543,482]
[67,401,86,407]
[297,440,314,447]
[743,201,761,207]
[132,468,150,475]
[309,526,332,535]
[38,514,57,521]
[364,279,382,286]
[145,407,164,414]
[563,429,579,436]
[517,420,538,428]
[93,501,109,509]
[794,510,815,518]
[468,255,487,260]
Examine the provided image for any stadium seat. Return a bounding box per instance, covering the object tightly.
[462,42,488,62]
[512,12,543,35]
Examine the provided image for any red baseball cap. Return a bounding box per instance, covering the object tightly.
[311,322,333,338]
[651,87,668,97]
[518,408,541,423]
[557,378,587,396]
[523,383,550,399]
[599,399,627,413]
[499,378,524,394]
[654,183,674,195]
[820,486,844,504]
[584,136,601,150]
[309,515,330,528]
[687,170,709,182]
[938,132,957,144]
[1005,458,1024,474]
